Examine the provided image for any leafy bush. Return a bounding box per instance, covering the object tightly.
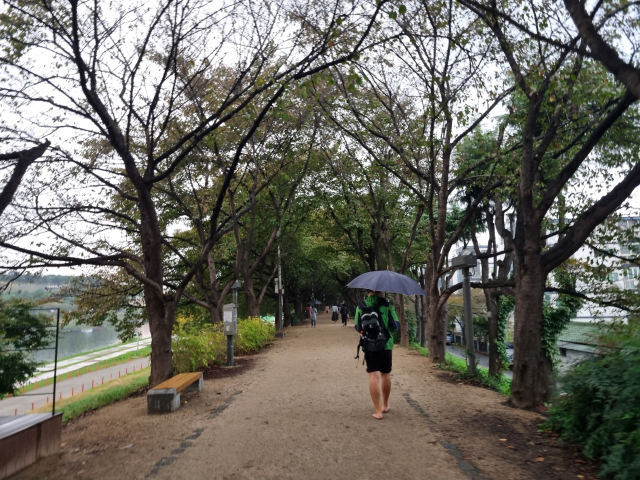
[172,324,225,374]
[235,317,275,354]
[172,317,274,373]
[544,329,640,480]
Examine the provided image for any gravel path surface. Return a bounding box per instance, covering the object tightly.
[11,313,600,480]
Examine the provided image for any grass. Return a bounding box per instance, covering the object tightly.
[54,339,148,364]
[409,342,512,396]
[12,346,151,396]
[36,368,150,422]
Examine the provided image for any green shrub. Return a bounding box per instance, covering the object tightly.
[172,324,225,373]
[544,330,640,480]
[235,318,275,354]
[172,317,274,373]
[290,314,304,326]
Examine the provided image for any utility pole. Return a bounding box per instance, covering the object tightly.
[277,228,284,332]
[452,254,477,375]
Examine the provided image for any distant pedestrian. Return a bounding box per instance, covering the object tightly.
[325,305,330,314]
[310,306,317,328]
[354,290,399,419]
[341,303,349,326]
[332,304,339,322]
[305,306,310,319]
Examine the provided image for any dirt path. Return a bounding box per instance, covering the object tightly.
[11,313,598,480]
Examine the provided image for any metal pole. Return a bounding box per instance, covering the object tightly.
[227,335,234,366]
[277,229,283,331]
[233,287,238,306]
[52,308,60,417]
[462,267,476,375]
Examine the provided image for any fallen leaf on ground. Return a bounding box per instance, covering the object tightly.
[120,444,133,449]
[534,457,544,462]
[499,439,507,442]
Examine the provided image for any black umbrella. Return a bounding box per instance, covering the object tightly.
[347,270,426,296]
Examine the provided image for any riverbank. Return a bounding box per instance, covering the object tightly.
[35,368,150,422]
[1,349,152,416]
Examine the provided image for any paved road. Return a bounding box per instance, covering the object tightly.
[446,344,513,379]
[0,356,151,416]
[31,338,151,382]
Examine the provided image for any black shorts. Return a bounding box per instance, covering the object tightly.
[364,349,392,374]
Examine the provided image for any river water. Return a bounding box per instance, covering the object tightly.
[33,323,122,364]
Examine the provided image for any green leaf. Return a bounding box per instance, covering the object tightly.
[399,5,406,15]
[389,11,397,20]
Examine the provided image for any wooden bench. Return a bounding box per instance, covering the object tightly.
[147,372,203,414]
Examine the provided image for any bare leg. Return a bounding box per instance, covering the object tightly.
[368,371,383,419]
[381,373,391,412]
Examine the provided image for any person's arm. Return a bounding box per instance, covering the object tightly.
[388,304,400,330]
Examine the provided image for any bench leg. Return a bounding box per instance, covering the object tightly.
[182,374,203,394]
[147,389,180,413]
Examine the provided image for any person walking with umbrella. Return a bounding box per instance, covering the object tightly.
[353,290,399,419]
[348,270,425,420]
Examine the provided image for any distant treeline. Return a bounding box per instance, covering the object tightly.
[1,274,74,284]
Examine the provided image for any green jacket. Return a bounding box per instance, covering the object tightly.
[354,295,399,350]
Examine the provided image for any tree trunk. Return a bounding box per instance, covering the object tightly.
[283,291,291,327]
[420,291,428,348]
[243,274,260,317]
[509,250,550,408]
[425,262,445,362]
[395,293,409,346]
[414,294,421,345]
[440,299,449,345]
[486,292,500,377]
[210,306,222,325]
[275,293,281,330]
[138,185,173,387]
[147,297,175,387]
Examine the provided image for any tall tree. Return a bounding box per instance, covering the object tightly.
[0,0,391,385]
[458,0,640,408]
[317,0,513,360]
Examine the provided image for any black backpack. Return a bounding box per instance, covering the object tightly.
[341,304,348,315]
[355,302,388,362]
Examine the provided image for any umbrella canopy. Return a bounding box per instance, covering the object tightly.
[347,270,426,296]
[309,299,322,305]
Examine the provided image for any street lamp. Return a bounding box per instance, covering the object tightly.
[231,280,242,306]
[451,253,478,375]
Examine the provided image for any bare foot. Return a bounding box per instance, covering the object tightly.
[372,412,383,419]
[382,405,390,413]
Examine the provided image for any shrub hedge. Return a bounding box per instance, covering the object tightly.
[544,330,640,480]
[172,317,274,373]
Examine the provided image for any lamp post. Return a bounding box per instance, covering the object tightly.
[226,280,241,367]
[452,253,478,375]
[231,280,242,306]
